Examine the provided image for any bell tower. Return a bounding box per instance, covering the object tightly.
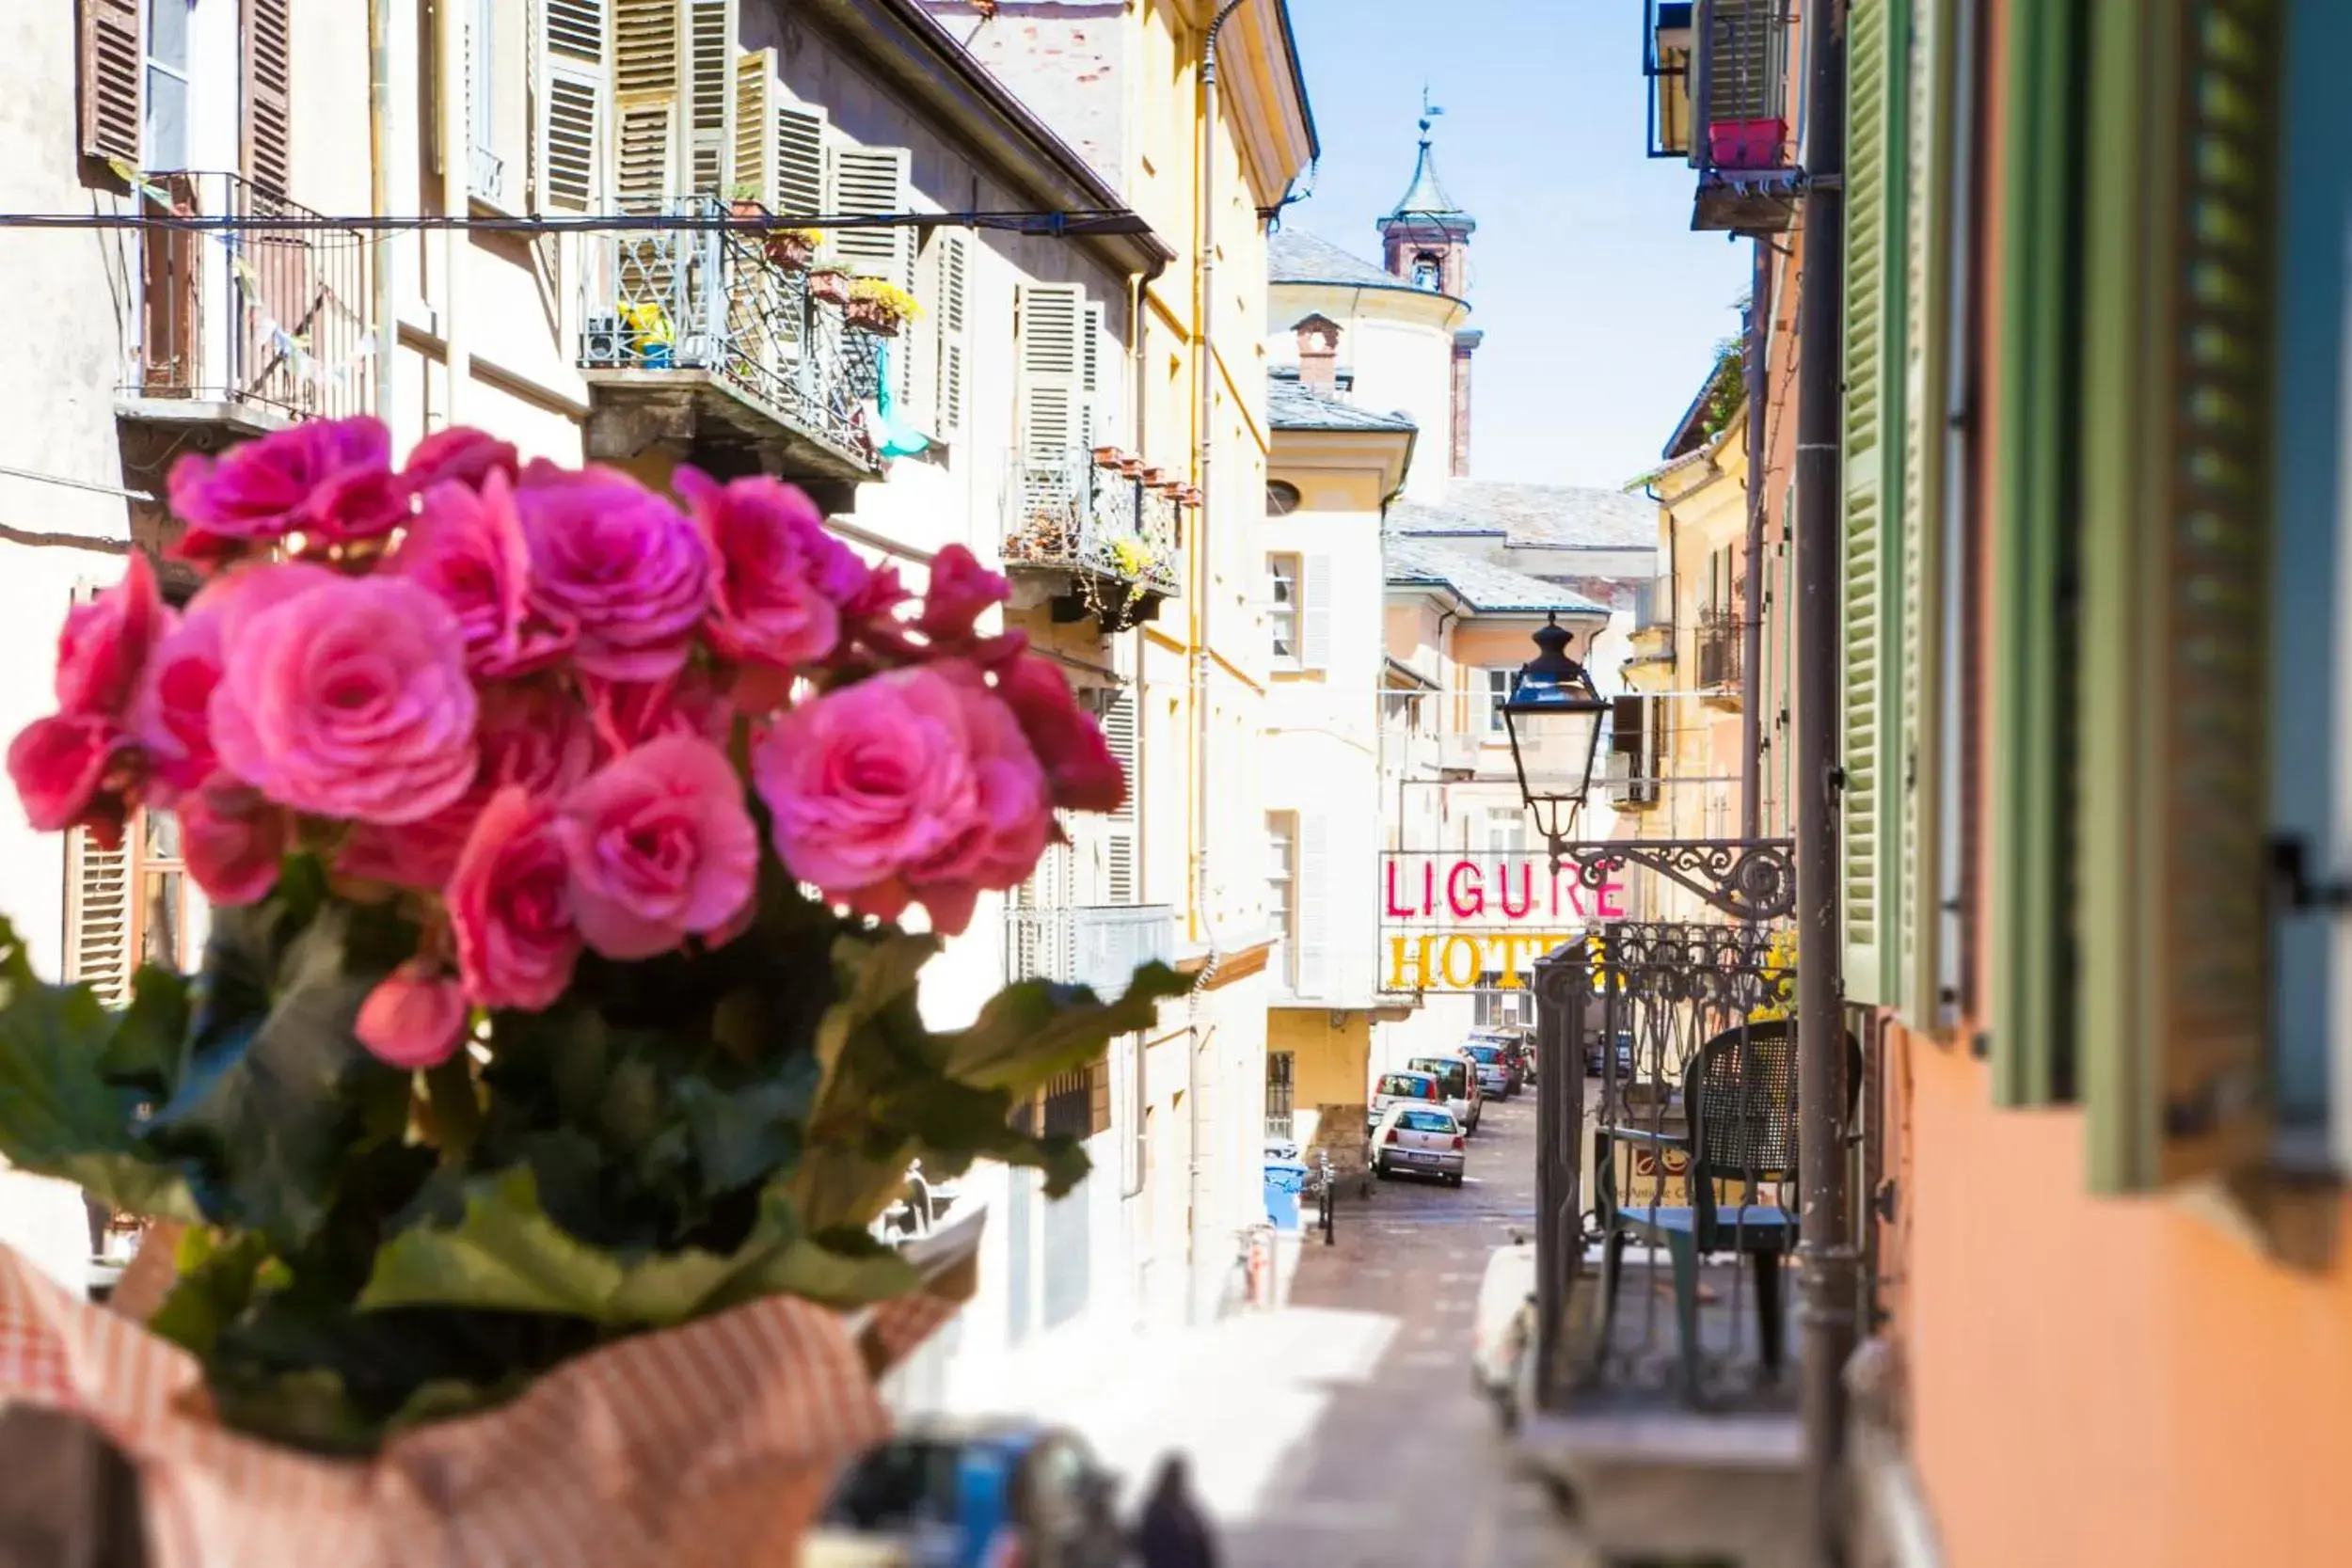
[1378,98,1480,477]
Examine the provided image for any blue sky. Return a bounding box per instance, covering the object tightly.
[1281,0,1752,489]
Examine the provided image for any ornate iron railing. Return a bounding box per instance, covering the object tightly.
[119,170,373,422]
[1697,608,1744,691]
[1002,449,1184,598]
[1003,904,1174,999]
[578,197,881,467]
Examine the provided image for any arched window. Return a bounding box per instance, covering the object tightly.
[1266,480,1302,516]
[1412,253,1442,291]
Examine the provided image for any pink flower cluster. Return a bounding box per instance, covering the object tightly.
[9,418,1126,1070]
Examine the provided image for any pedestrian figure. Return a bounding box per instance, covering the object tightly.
[1133,1453,1217,1568]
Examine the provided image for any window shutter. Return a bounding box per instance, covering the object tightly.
[1893,0,1955,1029]
[1295,813,1329,999]
[1017,282,1086,491]
[241,0,294,196]
[1299,554,1333,670]
[932,230,970,439]
[826,143,914,291]
[65,827,133,1008]
[774,103,826,218]
[683,0,735,196]
[1081,301,1106,451]
[2076,0,2282,1190]
[732,47,775,209]
[1102,689,1138,904]
[612,0,680,214]
[1837,0,1907,1007]
[540,0,604,213]
[79,0,142,166]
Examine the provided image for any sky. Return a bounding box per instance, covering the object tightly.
[1280,0,1753,490]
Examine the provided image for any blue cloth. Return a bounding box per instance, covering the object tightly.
[1263,1159,1309,1231]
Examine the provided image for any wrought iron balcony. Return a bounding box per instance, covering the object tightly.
[1696,608,1743,703]
[117,170,374,434]
[1002,449,1184,626]
[578,197,883,488]
[1004,903,1175,1000]
[1643,0,1801,233]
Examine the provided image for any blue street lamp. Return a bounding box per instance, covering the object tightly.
[1502,613,1612,850]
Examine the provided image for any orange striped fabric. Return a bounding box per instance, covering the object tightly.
[0,1243,961,1567]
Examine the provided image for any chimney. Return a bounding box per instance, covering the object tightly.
[1294,313,1341,398]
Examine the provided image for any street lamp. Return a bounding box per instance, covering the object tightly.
[1501,613,1612,853]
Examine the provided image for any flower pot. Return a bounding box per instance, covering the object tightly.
[1708,117,1787,171]
[1141,467,1167,487]
[729,198,765,220]
[1117,457,1143,479]
[764,231,817,271]
[843,297,902,337]
[1091,445,1121,467]
[807,271,851,307]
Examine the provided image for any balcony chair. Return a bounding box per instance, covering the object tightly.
[1595,1016,1859,1402]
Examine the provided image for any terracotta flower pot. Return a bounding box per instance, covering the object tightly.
[1091,445,1121,467]
[843,297,902,337]
[807,271,851,307]
[764,231,817,271]
[1117,457,1143,479]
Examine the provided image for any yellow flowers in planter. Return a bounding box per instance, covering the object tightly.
[1751,927,1798,1022]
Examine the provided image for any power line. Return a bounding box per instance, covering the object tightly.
[0,207,1154,238]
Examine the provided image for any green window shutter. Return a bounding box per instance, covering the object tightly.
[1985,0,2086,1107]
[1893,0,1955,1031]
[1839,0,1908,1007]
[2077,0,2283,1191]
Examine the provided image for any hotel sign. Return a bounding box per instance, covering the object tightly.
[1377,851,1629,993]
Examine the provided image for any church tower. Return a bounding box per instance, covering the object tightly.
[1378,112,1481,478]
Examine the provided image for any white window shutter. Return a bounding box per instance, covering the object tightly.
[1081,301,1106,451]
[612,0,680,214]
[732,47,776,209]
[1102,689,1138,904]
[684,0,736,196]
[540,0,605,214]
[825,142,913,291]
[932,230,970,440]
[1018,283,1086,498]
[774,102,827,218]
[1295,813,1330,999]
[1298,554,1334,670]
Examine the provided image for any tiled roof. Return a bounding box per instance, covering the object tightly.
[1383,535,1607,615]
[1387,481,1656,551]
[1268,229,1409,291]
[1267,372,1418,434]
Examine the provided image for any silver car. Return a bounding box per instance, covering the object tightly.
[1371,1101,1466,1185]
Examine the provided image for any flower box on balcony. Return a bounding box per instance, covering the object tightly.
[1091,445,1122,467]
[1708,117,1787,171]
[763,229,819,271]
[1117,456,1143,479]
[807,269,851,307]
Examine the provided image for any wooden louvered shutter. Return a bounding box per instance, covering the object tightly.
[612,0,680,214]
[683,0,735,196]
[241,0,293,196]
[1893,0,1954,1030]
[540,0,603,212]
[79,0,142,166]
[826,143,914,290]
[733,48,775,208]
[1837,0,1906,1007]
[1102,689,1138,904]
[1080,301,1106,451]
[1295,813,1330,999]
[932,230,970,439]
[774,103,826,218]
[60,585,131,1006]
[2076,0,2282,1191]
[1298,554,1333,670]
[1017,283,1085,502]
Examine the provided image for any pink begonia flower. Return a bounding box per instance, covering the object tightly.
[674,467,852,672]
[8,713,129,843]
[391,473,576,677]
[56,553,169,720]
[558,735,757,959]
[993,653,1127,815]
[166,415,405,566]
[208,571,479,824]
[355,961,469,1070]
[449,787,581,1011]
[753,663,1052,936]
[514,462,711,682]
[399,426,518,495]
[128,606,224,803]
[339,681,596,891]
[179,777,287,907]
[582,664,732,760]
[914,544,1010,647]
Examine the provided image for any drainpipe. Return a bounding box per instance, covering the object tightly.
[437,0,468,423]
[1740,239,1770,840]
[1791,0,1854,1561]
[368,0,395,420]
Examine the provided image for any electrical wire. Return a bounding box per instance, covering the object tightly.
[0,208,1153,237]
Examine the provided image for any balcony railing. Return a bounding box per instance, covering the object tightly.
[1003,449,1184,604]
[1644,0,1801,232]
[1604,750,1662,810]
[1697,609,1743,698]
[1004,904,1175,1000]
[579,197,882,474]
[119,171,373,426]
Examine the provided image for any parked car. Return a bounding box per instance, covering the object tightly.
[1461,1040,1518,1099]
[1368,1069,1442,1131]
[1471,1240,1538,1430]
[1407,1053,1479,1134]
[1585,1029,1636,1080]
[810,1418,1126,1568]
[1371,1101,1467,1185]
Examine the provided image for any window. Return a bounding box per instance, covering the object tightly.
[1265,812,1296,988]
[1265,1052,1295,1138]
[467,0,504,204]
[1480,668,1513,735]
[1266,554,1301,663]
[1266,480,1301,516]
[146,0,190,168]
[66,805,199,1007]
[1399,1109,1455,1134]
[1484,808,1528,854]
[1412,252,1441,291]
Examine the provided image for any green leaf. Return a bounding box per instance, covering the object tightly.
[147,1228,278,1359]
[101,965,190,1098]
[937,962,1191,1094]
[673,1056,818,1195]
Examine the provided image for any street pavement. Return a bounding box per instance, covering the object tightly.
[943,1088,1583,1567]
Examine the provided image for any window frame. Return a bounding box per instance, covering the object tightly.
[1265,552,1302,667]
[1264,810,1297,990]
[1480,667,1513,736]
[145,0,191,170]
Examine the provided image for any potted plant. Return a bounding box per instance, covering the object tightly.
[765,226,821,271]
[729,182,766,220]
[844,278,922,337]
[807,266,852,307]
[1091,444,1122,468]
[1117,454,1144,480]
[0,418,1179,1565]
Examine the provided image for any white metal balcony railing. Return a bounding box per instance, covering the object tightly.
[1004,904,1175,999]
[578,196,882,468]
[119,170,374,424]
[1003,448,1184,597]
[469,144,507,207]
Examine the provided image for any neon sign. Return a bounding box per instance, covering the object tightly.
[1376,852,1629,993]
